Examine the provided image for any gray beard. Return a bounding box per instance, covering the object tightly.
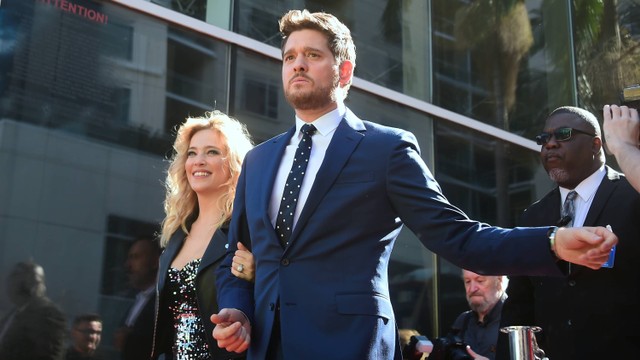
[548,168,569,184]
[469,300,490,314]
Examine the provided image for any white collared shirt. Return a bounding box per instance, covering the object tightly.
[269,104,345,230]
[558,165,606,227]
[124,285,155,327]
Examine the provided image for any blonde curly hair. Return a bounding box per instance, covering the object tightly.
[159,111,253,247]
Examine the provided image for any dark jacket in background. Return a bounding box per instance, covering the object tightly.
[65,346,106,360]
[120,291,156,360]
[0,296,66,360]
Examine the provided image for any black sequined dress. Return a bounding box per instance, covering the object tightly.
[166,258,211,360]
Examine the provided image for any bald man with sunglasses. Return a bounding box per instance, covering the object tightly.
[497,106,640,360]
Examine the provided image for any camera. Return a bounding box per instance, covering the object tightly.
[621,84,640,109]
[427,333,473,360]
[402,335,433,360]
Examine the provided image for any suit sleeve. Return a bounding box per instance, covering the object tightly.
[216,159,255,322]
[385,130,561,276]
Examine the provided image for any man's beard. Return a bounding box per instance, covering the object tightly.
[548,168,569,184]
[468,291,499,315]
[285,73,339,110]
[468,299,490,314]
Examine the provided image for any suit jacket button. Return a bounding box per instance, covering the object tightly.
[281,259,290,266]
[568,280,576,287]
[269,303,275,311]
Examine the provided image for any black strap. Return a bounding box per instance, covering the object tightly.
[459,311,472,340]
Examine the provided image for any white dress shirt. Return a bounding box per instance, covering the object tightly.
[558,165,606,227]
[269,103,345,230]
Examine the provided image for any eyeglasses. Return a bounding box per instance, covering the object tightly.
[74,328,102,336]
[535,127,596,145]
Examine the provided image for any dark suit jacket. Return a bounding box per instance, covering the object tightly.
[0,297,66,360]
[152,227,245,360]
[65,346,106,360]
[498,167,640,359]
[217,108,565,360]
[120,291,155,360]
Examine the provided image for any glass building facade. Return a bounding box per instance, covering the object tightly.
[0,0,638,357]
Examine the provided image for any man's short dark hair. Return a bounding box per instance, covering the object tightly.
[72,313,102,326]
[548,106,601,137]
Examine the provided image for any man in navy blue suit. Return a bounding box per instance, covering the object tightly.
[211,10,617,360]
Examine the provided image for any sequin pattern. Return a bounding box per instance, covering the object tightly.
[167,258,211,359]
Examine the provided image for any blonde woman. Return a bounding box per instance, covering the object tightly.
[152,111,253,360]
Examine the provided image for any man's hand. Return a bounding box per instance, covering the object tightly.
[603,104,639,157]
[210,308,251,353]
[554,227,618,269]
[466,345,489,360]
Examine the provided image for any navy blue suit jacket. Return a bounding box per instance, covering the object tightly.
[217,109,562,360]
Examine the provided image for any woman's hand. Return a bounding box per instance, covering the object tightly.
[231,242,255,282]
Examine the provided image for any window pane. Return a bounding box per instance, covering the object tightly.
[0,1,229,358]
[573,0,640,113]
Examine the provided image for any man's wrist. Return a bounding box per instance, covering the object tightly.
[608,140,637,157]
[232,308,251,326]
[548,226,559,258]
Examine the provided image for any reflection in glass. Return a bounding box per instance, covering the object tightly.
[0,0,229,156]
[0,1,228,359]
[432,0,575,138]
[434,120,551,226]
[234,0,406,91]
[573,0,640,113]
[231,47,293,143]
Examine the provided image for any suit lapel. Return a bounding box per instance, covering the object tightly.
[288,111,366,246]
[583,167,619,226]
[572,167,620,275]
[261,129,296,237]
[546,189,562,225]
[525,188,561,226]
[198,228,228,272]
[157,230,184,294]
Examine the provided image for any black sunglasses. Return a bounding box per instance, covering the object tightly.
[535,127,596,145]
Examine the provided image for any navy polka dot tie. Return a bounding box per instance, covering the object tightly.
[275,124,317,247]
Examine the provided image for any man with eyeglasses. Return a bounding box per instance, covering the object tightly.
[66,313,105,360]
[497,106,640,360]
